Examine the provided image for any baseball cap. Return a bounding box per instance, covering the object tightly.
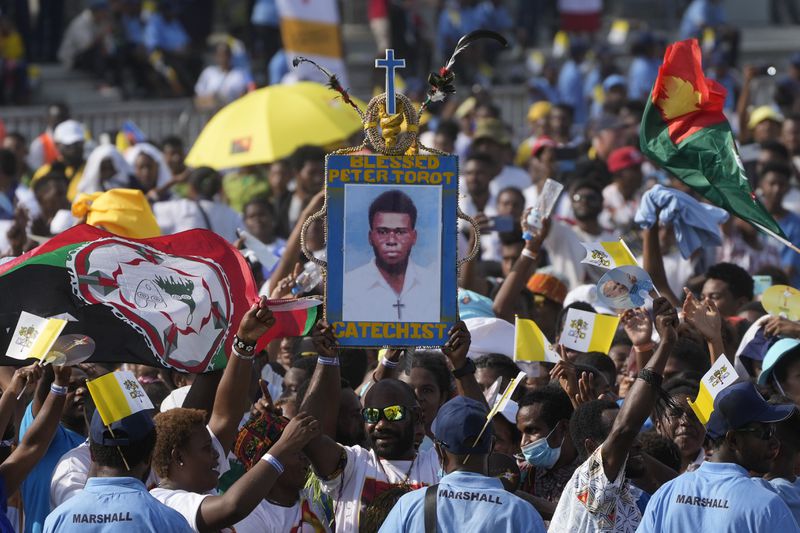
[459,288,495,320]
[748,106,784,130]
[607,146,644,173]
[757,338,800,386]
[90,410,155,447]
[473,118,511,146]
[432,396,492,455]
[53,119,86,145]
[705,381,794,439]
[531,136,557,158]
[602,74,627,93]
[790,52,800,67]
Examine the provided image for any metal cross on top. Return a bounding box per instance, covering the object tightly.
[375,49,405,115]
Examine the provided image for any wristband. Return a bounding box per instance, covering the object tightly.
[232,346,255,360]
[233,335,256,354]
[318,356,340,366]
[521,248,538,260]
[381,357,399,368]
[50,383,68,396]
[261,453,285,474]
[637,368,663,388]
[633,342,655,353]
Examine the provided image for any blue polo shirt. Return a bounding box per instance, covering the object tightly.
[758,477,800,527]
[638,461,800,532]
[378,470,546,533]
[19,403,84,533]
[43,477,192,532]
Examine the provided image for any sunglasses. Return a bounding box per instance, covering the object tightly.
[362,405,408,424]
[734,424,776,441]
[572,193,602,204]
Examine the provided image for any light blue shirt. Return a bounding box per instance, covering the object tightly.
[144,13,189,52]
[638,461,800,532]
[251,0,279,26]
[20,403,84,533]
[627,57,660,101]
[378,471,546,533]
[557,60,587,125]
[43,477,192,532]
[679,0,727,39]
[759,476,800,526]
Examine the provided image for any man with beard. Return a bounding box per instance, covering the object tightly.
[300,321,475,531]
[638,382,798,532]
[343,189,439,322]
[550,297,680,532]
[20,365,88,533]
[542,179,618,289]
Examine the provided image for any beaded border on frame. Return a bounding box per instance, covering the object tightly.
[298,90,481,347]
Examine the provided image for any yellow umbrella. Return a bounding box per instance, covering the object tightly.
[186,82,365,169]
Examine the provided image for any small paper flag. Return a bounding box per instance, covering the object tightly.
[560,308,620,354]
[6,311,67,361]
[514,317,560,363]
[688,354,739,424]
[86,370,154,426]
[580,240,638,270]
[488,371,527,421]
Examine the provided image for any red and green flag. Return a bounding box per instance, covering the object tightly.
[640,38,791,246]
[0,225,319,372]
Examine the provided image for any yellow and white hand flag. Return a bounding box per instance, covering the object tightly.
[580,240,637,270]
[487,371,527,421]
[6,312,67,361]
[514,317,560,364]
[87,370,154,426]
[688,354,740,424]
[560,308,620,354]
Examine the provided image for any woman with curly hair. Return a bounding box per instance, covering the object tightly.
[149,297,322,532]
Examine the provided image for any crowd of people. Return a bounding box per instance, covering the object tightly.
[0,0,799,532]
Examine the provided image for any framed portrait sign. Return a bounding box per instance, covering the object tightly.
[325,154,458,347]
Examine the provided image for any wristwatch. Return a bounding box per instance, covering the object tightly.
[451,357,476,379]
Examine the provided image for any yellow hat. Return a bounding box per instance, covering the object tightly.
[72,189,161,239]
[527,101,552,123]
[748,106,783,129]
[454,97,477,119]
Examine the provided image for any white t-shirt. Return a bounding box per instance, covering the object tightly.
[320,445,439,532]
[149,426,231,532]
[489,165,530,198]
[233,493,332,533]
[544,220,618,290]
[194,66,249,104]
[153,198,243,242]
[50,440,160,510]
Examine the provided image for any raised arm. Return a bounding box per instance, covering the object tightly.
[208,296,275,455]
[268,191,324,290]
[442,321,487,407]
[620,308,655,372]
[642,220,681,308]
[0,365,70,494]
[493,212,549,322]
[601,297,677,481]
[298,321,347,478]
[0,365,42,442]
[196,413,320,532]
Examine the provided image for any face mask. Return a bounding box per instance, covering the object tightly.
[521,425,563,469]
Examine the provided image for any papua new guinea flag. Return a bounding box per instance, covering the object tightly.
[640,39,789,243]
[0,225,318,372]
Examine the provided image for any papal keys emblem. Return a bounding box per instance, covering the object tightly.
[66,238,233,373]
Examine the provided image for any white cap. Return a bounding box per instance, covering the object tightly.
[159,385,190,412]
[53,119,86,145]
[464,316,515,359]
